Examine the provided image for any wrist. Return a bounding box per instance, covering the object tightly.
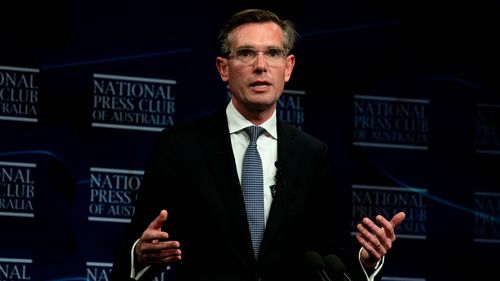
[360,248,380,269]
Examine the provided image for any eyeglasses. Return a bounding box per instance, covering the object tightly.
[225,47,288,66]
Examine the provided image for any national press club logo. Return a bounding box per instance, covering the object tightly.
[87,167,142,223]
[0,161,36,218]
[0,65,39,123]
[276,89,305,130]
[91,73,176,132]
[474,191,500,243]
[0,258,33,281]
[351,184,427,240]
[353,95,429,150]
[475,103,500,155]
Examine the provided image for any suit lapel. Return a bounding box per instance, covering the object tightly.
[199,110,254,257]
[259,120,299,257]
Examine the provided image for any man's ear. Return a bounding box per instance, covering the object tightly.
[216,57,229,82]
[284,54,295,82]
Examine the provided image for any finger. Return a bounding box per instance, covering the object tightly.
[139,241,182,264]
[361,217,379,230]
[357,220,384,249]
[376,212,406,241]
[375,215,395,241]
[356,232,385,258]
[355,231,372,248]
[142,248,182,263]
[142,240,180,252]
[141,210,169,242]
[148,209,168,231]
[390,211,406,228]
[142,250,182,264]
[361,217,385,241]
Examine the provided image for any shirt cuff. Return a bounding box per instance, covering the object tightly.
[130,238,151,280]
[358,247,384,281]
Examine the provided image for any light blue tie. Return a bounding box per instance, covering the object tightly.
[241,125,265,259]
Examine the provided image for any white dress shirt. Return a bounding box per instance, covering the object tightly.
[226,100,278,224]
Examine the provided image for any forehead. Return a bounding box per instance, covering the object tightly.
[229,22,284,48]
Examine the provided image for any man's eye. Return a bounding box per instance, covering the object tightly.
[237,49,256,57]
[266,49,282,57]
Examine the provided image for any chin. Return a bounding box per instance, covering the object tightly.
[251,101,275,111]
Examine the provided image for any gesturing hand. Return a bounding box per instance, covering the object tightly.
[135,209,182,265]
[356,211,406,268]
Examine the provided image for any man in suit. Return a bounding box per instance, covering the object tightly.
[111,9,406,281]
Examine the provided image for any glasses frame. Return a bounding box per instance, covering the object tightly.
[225,47,289,66]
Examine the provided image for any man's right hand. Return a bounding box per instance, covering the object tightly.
[135,209,182,265]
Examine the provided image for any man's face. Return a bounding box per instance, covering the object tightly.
[216,22,295,117]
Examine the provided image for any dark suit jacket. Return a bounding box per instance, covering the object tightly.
[112,109,381,281]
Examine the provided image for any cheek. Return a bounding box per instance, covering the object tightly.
[233,67,249,75]
[226,67,242,80]
[229,68,250,84]
[276,71,288,84]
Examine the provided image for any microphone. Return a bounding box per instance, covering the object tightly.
[270,161,285,198]
[304,251,331,281]
[324,254,352,281]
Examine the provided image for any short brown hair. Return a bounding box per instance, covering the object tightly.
[218,9,298,55]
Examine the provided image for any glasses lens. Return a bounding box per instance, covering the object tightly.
[232,48,286,66]
[235,48,257,63]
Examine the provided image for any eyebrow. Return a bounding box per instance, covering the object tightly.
[235,45,283,50]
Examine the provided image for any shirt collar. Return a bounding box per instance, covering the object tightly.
[226,100,278,140]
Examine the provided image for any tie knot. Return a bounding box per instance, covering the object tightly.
[245,126,265,143]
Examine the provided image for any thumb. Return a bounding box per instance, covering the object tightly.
[391,211,406,228]
[148,209,168,230]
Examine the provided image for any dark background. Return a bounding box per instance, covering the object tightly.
[1,1,499,280]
